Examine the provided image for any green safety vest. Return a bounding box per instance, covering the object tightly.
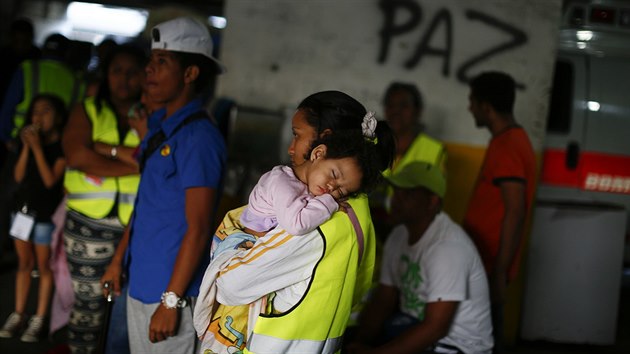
[384,132,447,177]
[64,97,140,225]
[11,59,84,137]
[245,195,376,354]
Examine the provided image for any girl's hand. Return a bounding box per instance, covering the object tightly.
[19,128,30,147]
[22,125,41,148]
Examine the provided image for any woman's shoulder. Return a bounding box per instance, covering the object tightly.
[320,194,371,232]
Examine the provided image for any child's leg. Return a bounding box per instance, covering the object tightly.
[14,238,35,314]
[32,222,54,318]
[34,244,52,317]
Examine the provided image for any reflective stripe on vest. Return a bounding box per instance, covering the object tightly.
[118,193,136,205]
[247,333,342,354]
[67,191,117,200]
[64,97,140,224]
[245,196,375,354]
[11,59,84,137]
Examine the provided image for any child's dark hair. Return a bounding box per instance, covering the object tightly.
[309,120,395,195]
[25,94,68,130]
[171,51,221,94]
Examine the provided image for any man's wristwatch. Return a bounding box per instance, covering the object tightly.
[161,291,187,309]
[110,146,118,159]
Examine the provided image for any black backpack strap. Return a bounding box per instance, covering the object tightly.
[139,111,209,172]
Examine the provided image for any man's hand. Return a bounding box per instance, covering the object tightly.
[149,305,180,343]
[490,269,508,305]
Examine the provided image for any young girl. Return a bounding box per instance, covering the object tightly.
[0,94,67,342]
[240,111,390,237]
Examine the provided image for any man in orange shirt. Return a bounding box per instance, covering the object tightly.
[463,71,536,354]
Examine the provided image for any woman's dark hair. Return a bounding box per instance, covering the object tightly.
[297,90,368,137]
[383,82,424,111]
[171,51,221,94]
[95,44,146,112]
[469,71,516,115]
[309,120,395,195]
[25,93,68,131]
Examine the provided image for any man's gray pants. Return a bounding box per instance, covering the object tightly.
[127,293,199,354]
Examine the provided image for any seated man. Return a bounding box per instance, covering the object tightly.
[348,162,493,354]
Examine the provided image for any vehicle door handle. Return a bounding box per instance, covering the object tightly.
[566,141,580,170]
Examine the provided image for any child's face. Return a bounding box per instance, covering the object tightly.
[145,49,185,104]
[31,99,57,134]
[306,148,363,200]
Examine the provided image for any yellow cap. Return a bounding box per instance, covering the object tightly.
[385,161,446,198]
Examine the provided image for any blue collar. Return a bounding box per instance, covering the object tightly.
[152,98,204,137]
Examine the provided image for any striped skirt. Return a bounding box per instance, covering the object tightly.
[64,210,123,354]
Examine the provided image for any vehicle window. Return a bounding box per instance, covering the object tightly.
[546,60,573,134]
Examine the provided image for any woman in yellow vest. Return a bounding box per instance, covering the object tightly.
[61,44,145,354]
[199,91,394,354]
[370,82,447,239]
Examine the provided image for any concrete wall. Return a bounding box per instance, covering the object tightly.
[218,0,562,150]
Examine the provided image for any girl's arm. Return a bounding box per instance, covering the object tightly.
[13,140,29,183]
[269,168,339,235]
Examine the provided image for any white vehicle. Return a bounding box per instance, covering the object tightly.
[522,0,630,345]
[539,0,630,226]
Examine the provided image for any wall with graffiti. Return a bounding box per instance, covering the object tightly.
[217,0,562,221]
[218,0,561,147]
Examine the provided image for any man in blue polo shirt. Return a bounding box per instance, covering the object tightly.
[101,17,226,354]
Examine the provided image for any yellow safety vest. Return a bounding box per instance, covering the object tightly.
[12,59,84,137]
[370,132,446,216]
[245,195,376,354]
[384,132,447,177]
[64,97,140,225]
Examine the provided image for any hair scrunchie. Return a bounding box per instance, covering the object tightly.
[362,111,377,139]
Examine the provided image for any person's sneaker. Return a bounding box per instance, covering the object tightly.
[20,315,45,342]
[0,312,25,338]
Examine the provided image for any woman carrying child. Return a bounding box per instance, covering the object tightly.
[196,90,395,354]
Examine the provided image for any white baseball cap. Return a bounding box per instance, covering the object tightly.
[151,17,226,74]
